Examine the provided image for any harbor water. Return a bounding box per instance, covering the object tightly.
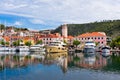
[0,52,120,80]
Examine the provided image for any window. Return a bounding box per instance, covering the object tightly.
[62,48,64,50]
[101,37,103,39]
[95,37,96,40]
[98,37,100,39]
[58,47,60,49]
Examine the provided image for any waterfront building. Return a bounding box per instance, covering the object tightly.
[67,35,74,45]
[42,34,63,45]
[76,32,107,45]
[2,36,10,45]
[22,36,35,45]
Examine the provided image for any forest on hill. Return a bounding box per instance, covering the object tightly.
[0,24,28,31]
[52,20,120,38]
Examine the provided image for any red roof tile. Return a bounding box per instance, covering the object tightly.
[3,36,10,42]
[67,35,74,39]
[77,32,106,38]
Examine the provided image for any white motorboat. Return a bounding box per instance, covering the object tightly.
[9,47,16,52]
[16,46,29,52]
[101,46,111,56]
[0,45,9,52]
[83,40,96,55]
[30,44,45,52]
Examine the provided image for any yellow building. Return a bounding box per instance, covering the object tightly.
[22,36,35,45]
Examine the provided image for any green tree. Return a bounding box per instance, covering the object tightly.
[73,40,80,47]
[36,40,42,44]
[0,24,5,30]
[6,42,9,46]
[0,39,5,45]
[63,40,67,44]
[13,40,20,46]
[25,41,32,47]
[13,41,17,46]
[110,36,120,48]
[53,20,120,38]
[95,42,99,46]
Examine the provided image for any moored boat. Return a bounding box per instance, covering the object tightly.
[83,40,96,55]
[46,41,67,53]
[101,46,111,56]
[16,46,29,52]
[0,45,9,52]
[30,44,45,52]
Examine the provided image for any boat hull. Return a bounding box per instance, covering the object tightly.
[83,47,95,56]
[46,46,67,53]
[102,49,110,56]
[30,48,45,52]
[15,46,29,52]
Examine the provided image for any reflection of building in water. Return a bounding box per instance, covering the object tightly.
[68,53,107,69]
[84,55,96,65]
[44,52,68,73]
[58,57,68,73]
[0,54,44,70]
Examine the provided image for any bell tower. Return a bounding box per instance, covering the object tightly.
[62,24,68,38]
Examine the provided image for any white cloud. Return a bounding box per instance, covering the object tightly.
[0,0,120,26]
[0,11,34,18]
[27,28,39,31]
[14,21,22,26]
[30,19,45,24]
[4,3,27,9]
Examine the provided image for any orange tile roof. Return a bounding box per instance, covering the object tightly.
[2,36,10,42]
[11,36,21,38]
[40,34,60,38]
[67,35,74,39]
[22,36,34,40]
[77,32,106,38]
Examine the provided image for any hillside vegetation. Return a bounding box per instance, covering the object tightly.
[0,24,28,31]
[53,20,120,38]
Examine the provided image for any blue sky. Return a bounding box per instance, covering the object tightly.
[0,0,120,30]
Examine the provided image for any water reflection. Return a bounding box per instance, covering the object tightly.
[84,55,96,65]
[68,53,108,70]
[103,55,120,72]
[44,52,68,73]
[0,52,120,73]
[0,54,43,71]
[0,52,68,73]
